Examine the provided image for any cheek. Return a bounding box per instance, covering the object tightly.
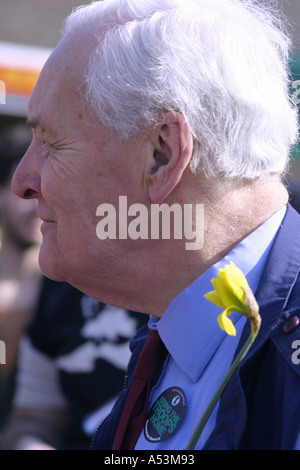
[41,163,84,216]
[53,197,100,256]
[41,157,122,244]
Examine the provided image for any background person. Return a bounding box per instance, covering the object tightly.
[0,123,42,430]
[1,277,146,450]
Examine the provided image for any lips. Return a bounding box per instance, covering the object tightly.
[40,218,56,223]
[37,207,57,224]
[40,219,57,234]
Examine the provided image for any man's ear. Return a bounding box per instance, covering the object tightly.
[146,113,194,203]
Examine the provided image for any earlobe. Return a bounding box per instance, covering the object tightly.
[147,114,193,204]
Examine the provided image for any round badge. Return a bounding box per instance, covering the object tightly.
[144,387,186,443]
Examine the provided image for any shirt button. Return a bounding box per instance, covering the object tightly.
[282,316,300,334]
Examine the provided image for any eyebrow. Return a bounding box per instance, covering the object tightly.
[25,117,56,138]
[25,117,40,129]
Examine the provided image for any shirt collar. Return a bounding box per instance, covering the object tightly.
[149,206,287,383]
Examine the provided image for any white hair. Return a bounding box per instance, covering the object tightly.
[63,0,299,180]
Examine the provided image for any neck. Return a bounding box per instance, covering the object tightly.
[197,174,288,268]
[124,174,288,317]
[82,175,288,318]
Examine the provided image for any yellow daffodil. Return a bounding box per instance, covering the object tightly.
[204,261,260,336]
[186,262,261,450]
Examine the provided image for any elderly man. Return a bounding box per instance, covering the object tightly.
[12,0,300,450]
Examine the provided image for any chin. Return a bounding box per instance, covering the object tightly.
[38,245,66,283]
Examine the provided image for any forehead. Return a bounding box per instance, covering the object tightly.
[27,28,96,131]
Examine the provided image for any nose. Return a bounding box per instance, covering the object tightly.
[11,141,41,200]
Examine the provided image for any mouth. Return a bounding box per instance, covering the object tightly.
[38,211,57,224]
[39,216,57,229]
[40,219,57,237]
[40,219,57,228]
[41,218,56,223]
[37,204,57,226]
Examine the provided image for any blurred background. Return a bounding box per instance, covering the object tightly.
[0,0,91,125]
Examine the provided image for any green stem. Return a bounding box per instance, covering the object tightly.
[185,330,257,450]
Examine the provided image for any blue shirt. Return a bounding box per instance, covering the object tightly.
[134,206,287,450]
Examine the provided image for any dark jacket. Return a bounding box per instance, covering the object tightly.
[92,204,300,450]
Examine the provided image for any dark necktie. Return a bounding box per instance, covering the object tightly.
[112,329,168,450]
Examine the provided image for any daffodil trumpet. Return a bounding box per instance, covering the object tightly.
[186,262,261,450]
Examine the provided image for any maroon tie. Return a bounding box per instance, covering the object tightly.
[112,329,168,450]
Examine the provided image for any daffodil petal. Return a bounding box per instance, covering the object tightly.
[204,290,226,308]
[205,262,258,337]
[222,262,250,303]
[211,274,241,308]
[229,262,250,290]
[217,310,237,336]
